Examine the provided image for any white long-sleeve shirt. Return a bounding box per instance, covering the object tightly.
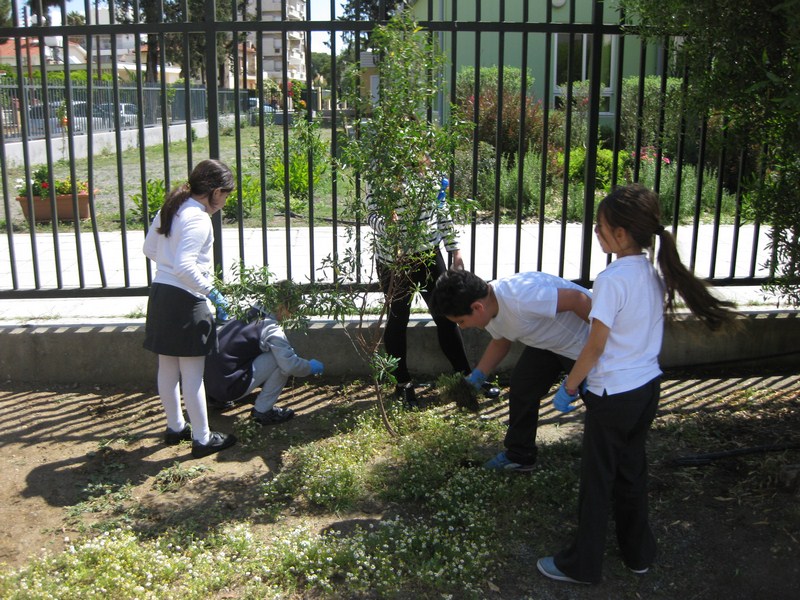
[142,198,214,298]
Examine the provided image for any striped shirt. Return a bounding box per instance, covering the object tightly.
[367,184,459,263]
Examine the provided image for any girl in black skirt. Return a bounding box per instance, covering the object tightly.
[143,159,237,459]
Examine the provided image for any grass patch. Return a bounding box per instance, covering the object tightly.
[1,376,798,598]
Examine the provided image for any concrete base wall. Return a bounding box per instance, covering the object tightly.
[1,310,798,385]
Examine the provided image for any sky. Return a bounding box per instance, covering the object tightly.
[56,0,341,54]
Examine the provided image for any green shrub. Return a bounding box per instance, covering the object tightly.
[222,172,261,221]
[455,66,543,162]
[266,118,328,210]
[129,178,167,225]
[619,75,684,155]
[453,141,496,211]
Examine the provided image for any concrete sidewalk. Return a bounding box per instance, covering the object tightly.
[0,222,778,324]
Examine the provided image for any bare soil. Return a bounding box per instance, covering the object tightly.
[0,371,798,599]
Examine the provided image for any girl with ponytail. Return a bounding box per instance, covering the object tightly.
[538,183,737,584]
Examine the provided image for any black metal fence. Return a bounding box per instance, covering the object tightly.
[0,0,774,300]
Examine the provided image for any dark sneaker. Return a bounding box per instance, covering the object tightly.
[164,424,192,446]
[207,396,236,411]
[191,431,237,458]
[251,406,295,425]
[484,451,537,473]
[481,381,501,398]
[395,382,418,408]
[536,557,591,584]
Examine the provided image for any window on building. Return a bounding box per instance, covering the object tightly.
[553,33,615,113]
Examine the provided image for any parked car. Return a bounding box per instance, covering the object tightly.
[27,101,104,136]
[248,103,276,125]
[97,102,138,128]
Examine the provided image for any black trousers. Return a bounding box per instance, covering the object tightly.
[505,346,574,465]
[555,377,660,583]
[377,249,470,383]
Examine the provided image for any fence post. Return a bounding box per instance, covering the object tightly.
[205,0,224,275]
[580,0,606,287]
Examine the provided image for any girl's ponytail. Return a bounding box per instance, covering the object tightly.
[599,184,737,331]
[157,183,191,237]
[656,228,737,331]
[156,159,233,237]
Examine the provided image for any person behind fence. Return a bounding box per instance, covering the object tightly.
[142,159,237,459]
[431,269,592,472]
[537,183,738,585]
[368,163,498,408]
[204,290,325,426]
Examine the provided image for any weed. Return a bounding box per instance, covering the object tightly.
[436,372,479,412]
[152,461,212,493]
[233,413,266,451]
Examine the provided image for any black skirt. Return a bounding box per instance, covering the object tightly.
[143,283,218,357]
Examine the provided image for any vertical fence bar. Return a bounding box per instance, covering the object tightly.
[280,0,292,280]
[690,118,708,272]
[468,1,481,273]
[729,147,747,279]
[305,0,316,283]
[709,122,728,278]
[558,0,577,279]
[491,0,504,280]
[329,0,340,282]
[205,0,223,272]
[513,0,529,273]
[537,2,553,273]
[580,0,604,288]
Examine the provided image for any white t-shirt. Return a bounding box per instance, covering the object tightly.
[587,253,665,395]
[485,271,592,360]
[142,198,214,298]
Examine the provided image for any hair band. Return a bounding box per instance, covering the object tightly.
[655,224,665,234]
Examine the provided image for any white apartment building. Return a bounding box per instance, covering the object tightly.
[252,0,307,82]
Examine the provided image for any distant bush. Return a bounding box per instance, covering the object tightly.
[455,66,543,163]
[129,178,167,225]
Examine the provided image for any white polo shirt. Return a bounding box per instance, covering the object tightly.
[485,271,592,360]
[587,253,665,395]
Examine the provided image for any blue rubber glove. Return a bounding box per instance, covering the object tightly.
[553,379,580,413]
[309,359,324,376]
[208,287,230,321]
[437,177,449,207]
[465,368,487,391]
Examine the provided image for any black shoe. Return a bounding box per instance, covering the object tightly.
[482,382,501,399]
[207,396,236,411]
[251,406,295,425]
[164,424,192,446]
[395,382,418,408]
[191,431,237,458]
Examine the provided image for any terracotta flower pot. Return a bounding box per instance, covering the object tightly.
[16,193,91,223]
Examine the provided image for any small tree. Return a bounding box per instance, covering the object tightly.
[321,10,472,432]
[218,11,472,433]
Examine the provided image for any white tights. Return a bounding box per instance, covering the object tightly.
[157,354,211,445]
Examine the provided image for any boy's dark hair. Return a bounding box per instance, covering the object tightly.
[430,269,489,317]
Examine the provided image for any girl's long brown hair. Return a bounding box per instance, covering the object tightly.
[598,184,737,331]
[157,159,234,236]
